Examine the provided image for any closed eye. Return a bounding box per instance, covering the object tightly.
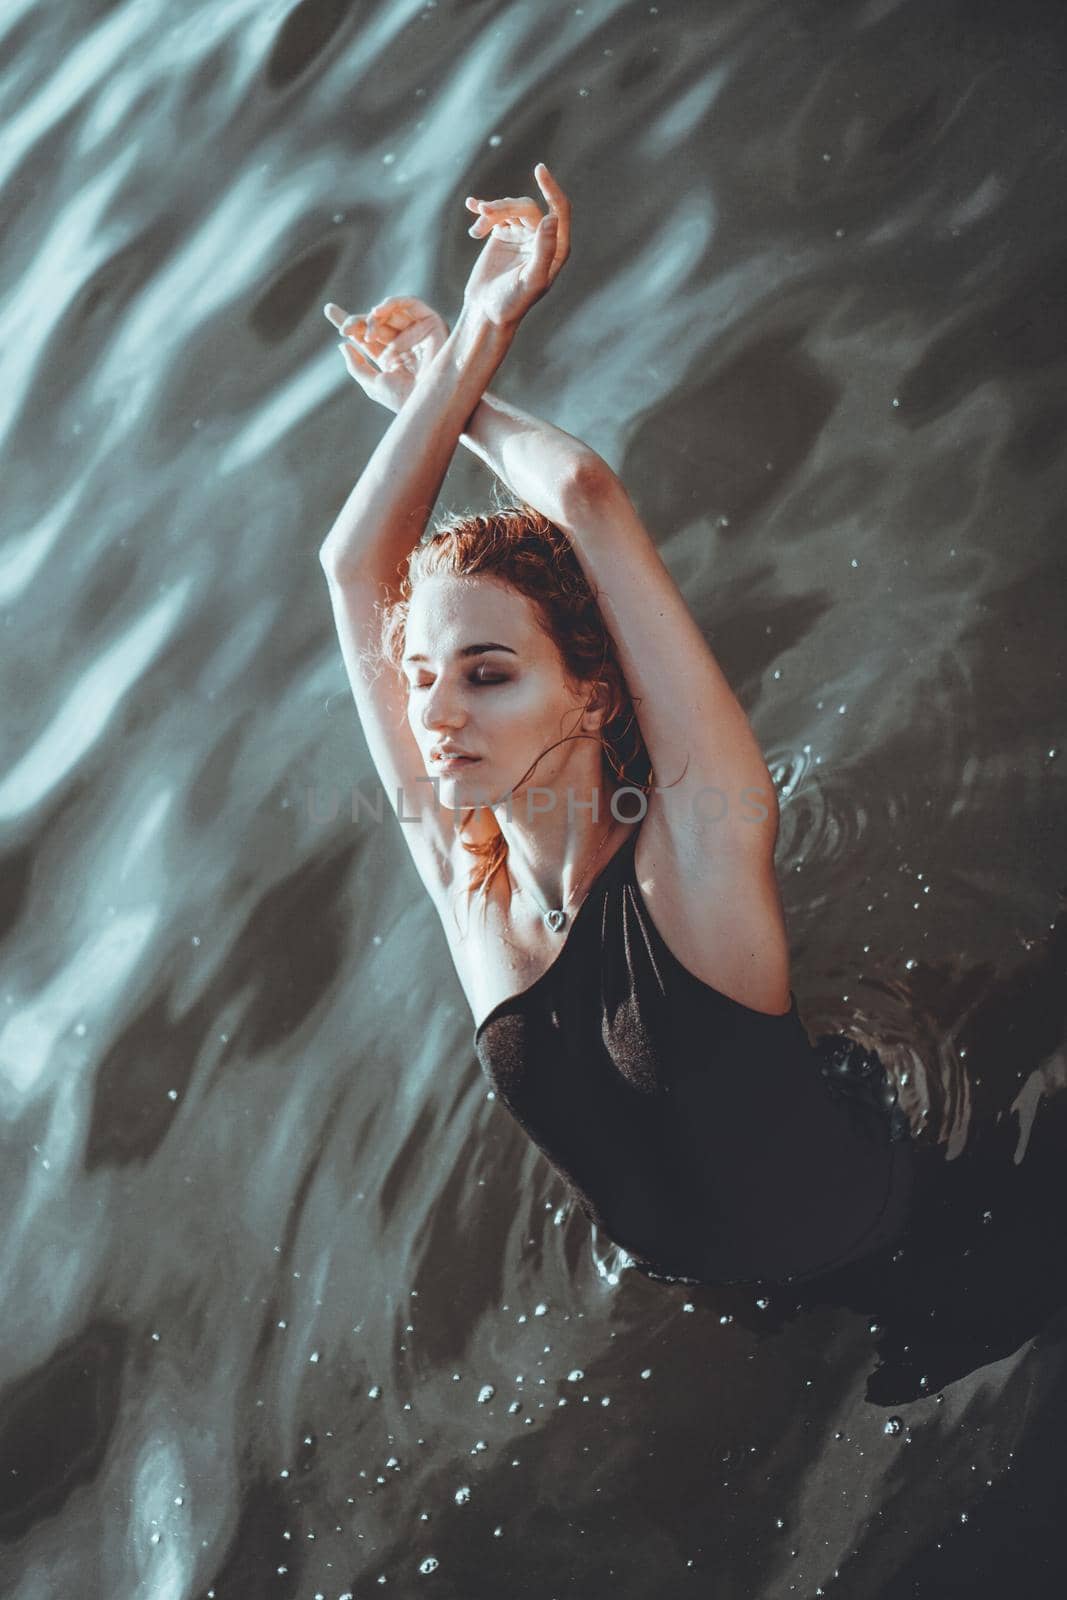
[408,672,509,691]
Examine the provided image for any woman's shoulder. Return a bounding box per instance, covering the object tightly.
[631,798,793,1017]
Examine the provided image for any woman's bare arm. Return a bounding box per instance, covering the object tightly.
[321,165,568,587]
[459,389,598,527]
[318,308,514,588]
[325,300,600,532]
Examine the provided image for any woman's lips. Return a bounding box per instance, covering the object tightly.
[435,756,481,774]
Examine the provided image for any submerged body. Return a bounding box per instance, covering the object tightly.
[474,822,916,1287]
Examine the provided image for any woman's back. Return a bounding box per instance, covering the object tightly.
[475,820,916,1287]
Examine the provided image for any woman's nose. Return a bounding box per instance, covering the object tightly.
[419,682,465,731]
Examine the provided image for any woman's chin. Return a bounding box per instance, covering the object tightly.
[431,762,495,808]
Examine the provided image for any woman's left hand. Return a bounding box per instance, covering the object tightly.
[324,296,450,412]
[461,161,570,329]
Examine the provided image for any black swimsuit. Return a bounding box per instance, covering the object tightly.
[474,822,916,1287]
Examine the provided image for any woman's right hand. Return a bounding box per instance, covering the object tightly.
[323,296,450,413]
[461,161,570,329]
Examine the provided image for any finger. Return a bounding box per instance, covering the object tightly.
[340,330,380,367]
[534,162,568,205]
[361,317,386,350]
[367,308,416,347]
[533,162,572,228]
[529,212,559,282]
[334,314,382,360]
[341,316,387,361]
[373,295,417,317]
[330,304,390,361]
[468,213,504,238]
[369,297,412,327]
[337,341,377,378]
[473,195,537,215]
[468,208,536,239]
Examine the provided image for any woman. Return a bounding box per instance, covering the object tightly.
[318,163,917,1288]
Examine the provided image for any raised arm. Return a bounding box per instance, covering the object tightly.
[324,173,787,1011]
[318,309,514,587]
[315,166,573,899]
[324,166,584,541]
[324,296,598,532]
[458,389,598,526]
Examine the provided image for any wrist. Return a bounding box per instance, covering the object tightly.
[451,303,516,369]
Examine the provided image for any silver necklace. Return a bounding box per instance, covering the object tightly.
[516,823,617,934]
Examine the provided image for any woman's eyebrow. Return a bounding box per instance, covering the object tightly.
[404,643,518,664]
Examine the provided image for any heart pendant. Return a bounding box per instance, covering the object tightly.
[544,909,567,933]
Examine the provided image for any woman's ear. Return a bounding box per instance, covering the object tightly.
[582,678,620,731]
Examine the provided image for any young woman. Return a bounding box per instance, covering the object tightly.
[318,163,917,1289]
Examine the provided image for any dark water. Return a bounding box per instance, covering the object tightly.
[2,0,1066,1594]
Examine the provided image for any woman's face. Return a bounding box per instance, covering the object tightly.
[403,574,594,813]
